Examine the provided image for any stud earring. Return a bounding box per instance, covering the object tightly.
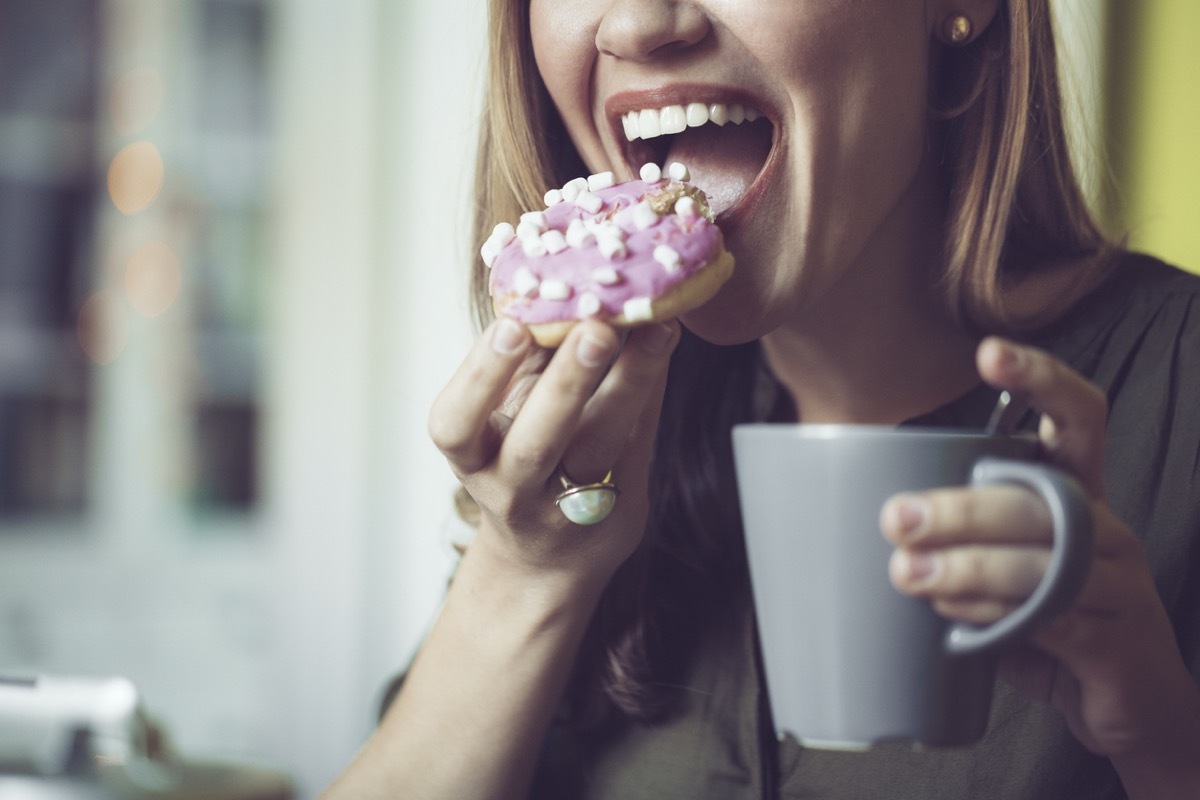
[943,13,973,46]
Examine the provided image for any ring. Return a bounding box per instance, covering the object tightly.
[554,467,620,526]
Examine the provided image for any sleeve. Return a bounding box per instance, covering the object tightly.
[1089,269,1200,679]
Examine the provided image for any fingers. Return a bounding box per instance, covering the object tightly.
[976,337,1108,497]
[881,485,1053,548]
[882,484,1054,623]
[498,322,623,490]
[428,318,535,474]
[882,492,1139,629]
[431,316,681,505]
[564,321,680,484]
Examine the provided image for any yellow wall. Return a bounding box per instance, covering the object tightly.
[1107,1,1200,273]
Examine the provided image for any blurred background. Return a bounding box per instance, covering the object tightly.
[0,0,1195,797]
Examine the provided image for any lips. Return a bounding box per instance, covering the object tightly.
[607,91,778,222]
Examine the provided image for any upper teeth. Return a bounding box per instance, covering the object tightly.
[622,102,762,142]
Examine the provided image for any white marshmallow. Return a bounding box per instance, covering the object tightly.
[623,296,654,322]
[521,236,547,257]
[639,162,663,183]
[513,267,539,297]
[561,177,588,203]
[591,266,621,286]
[544,188,564,207]
[654,244,682,272]
[565,218,595,249]
[575,190,604,214]
[587,171,615,191]
[481,238,502,268]
[632,201,660,230]
[491,222,516,245]
[520,210,547,230]
[516,220,543,242]
[674,196,698,219]
[577,292,602,318]
[542,229,568,254]
[597,234,627,260]
[539,279,571,301]
[594,220,625,241]
[668,162,690,182]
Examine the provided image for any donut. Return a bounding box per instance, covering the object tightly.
[482,162,734,348]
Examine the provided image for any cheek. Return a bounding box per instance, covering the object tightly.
[529,0,597,125]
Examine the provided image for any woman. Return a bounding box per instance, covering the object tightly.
[324,0,1200,797]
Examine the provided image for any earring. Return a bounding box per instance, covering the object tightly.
[942,13,973,46]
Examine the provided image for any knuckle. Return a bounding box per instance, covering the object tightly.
[427,412,461,453]
[505,440,558,475]
[427,411,472,459]
[928,493,973,536]
[563,435,613,477]
[941,550,987,597]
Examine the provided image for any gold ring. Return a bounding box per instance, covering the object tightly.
[554,467,620,526]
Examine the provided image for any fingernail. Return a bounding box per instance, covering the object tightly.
[576,333,611,367]
[884,495,928,539]
[1039,413,1063,450]
[996,340,1027,372]
[901,551,938,586]
[491,318,527,355]
[641,322,675,355]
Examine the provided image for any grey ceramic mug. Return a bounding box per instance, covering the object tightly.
[732,425,1093,749]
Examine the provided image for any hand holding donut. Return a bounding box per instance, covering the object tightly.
[428,316,680,584]
[882,338,1200,792]
[428,164,730,582]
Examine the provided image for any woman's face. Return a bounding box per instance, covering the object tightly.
[529,0,956,343]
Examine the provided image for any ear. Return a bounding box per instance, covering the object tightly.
[928,0,1002,46]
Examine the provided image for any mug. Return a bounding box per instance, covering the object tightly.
[731,424,1092,749]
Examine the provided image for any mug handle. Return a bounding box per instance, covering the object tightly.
[944,457,1093,655]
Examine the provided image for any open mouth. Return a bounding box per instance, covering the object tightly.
[615,101,776,221]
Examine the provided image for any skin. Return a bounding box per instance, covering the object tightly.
[323,1,1200,797]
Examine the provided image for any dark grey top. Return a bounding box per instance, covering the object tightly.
[530,253,1200,799]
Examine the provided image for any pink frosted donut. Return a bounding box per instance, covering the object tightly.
[483,164,734,347]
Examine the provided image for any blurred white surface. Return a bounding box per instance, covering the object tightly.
[1,1,481,796]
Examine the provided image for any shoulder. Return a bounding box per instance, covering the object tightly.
[1031,251,1200,378]
[1102,250,1200,303]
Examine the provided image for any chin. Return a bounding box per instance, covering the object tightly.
[679,283,777,347]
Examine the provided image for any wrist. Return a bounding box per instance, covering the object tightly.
[458,523,615,622]
[1112,688,1200,800]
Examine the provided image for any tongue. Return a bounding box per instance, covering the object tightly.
[666,118,771,217]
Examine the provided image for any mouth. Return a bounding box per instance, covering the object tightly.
[608,95,778,224]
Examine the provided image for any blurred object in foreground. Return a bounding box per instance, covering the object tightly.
[0,674,293,799]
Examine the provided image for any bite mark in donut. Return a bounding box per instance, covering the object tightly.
[484,163,735,348]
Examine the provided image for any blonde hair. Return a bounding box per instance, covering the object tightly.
[469,0,1114,335]
[936,0,1114,331]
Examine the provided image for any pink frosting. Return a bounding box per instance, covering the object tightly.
[488,179,723,325]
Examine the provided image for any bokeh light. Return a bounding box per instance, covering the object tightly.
[107,140,164,215]
[124,241,182,317]
[109,67,164,136]
[77,290,130,365]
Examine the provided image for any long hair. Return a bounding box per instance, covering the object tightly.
[463,0,1113,728]
[934,0,1114,329]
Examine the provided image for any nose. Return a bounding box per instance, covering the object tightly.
[595,0,711,62]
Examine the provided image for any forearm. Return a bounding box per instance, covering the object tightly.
[321,535,608,800]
